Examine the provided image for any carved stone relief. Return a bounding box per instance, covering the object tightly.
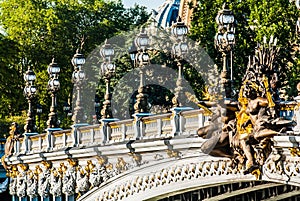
[38,161,51,197]
[62,159,77,196]
[16,164,28,198]
[26,169,38,198]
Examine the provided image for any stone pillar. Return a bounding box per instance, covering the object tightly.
[71,123,88,146]
[46,128,63,150]
[171,107,193,136]
[99,119,118,144]
[133,113,152,140]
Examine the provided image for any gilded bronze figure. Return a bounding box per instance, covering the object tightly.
[198,39,295,177]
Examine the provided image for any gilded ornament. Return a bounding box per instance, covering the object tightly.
[289,147,300,157]
[96,155,108,166]
[116,157,128,172]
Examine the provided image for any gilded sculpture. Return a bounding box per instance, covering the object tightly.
[197,40,294,177]
[1,122,21,171]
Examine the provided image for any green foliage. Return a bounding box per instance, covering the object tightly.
[0,0,149,134]
[0,111,26,138]
[0,0,300,135]
[0,35,25,117]
[189,0,300,97]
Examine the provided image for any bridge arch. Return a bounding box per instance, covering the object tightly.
[79,154,294,201]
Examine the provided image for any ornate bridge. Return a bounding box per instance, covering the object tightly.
[3,102,300,201]
[1,0,300,200]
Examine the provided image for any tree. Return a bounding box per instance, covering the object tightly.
[189,0,300,98]
[0,35,24,117]
[0,0,149,133]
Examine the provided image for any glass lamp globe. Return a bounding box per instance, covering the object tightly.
[172,17,188,38]
[24,69,36,82]
[135,28,150,50]
[48,59,60,77]
[100,40,114,60]
[72,51,86,68]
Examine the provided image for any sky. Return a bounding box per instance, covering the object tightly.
[122,0,164,11]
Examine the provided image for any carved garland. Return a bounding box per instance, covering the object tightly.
[7,157,117,198]
[96,159,244,201]
[263,149,300,182]
[6,154,149,199]
[95,156,300,201]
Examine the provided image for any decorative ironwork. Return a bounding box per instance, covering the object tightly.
[46,58,60,128]
[171,17,189,107]
[214,3,236,100]
[100,39,116,119]
[24,66,37,133]
[133,28,151,114]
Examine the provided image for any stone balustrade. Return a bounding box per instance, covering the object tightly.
[4,101,300,201]
[14,109,206,155]
[12,98,300,156]
[4,103,300,201]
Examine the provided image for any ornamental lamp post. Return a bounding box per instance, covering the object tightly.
[100,39,114,62]
[24,67,37,133]
[171,17,189,107]
[296,0,300,9]
[46,58,60,128]
[63,102,71,117]
[215,3,235,100]
[71,49,86,124]
[135,28,150,51]
[171,16,188,40]
[100,40,116,119]
[215,5,235,30]
[129,41,138,66]
[133,28,151,114]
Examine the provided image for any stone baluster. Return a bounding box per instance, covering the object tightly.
[14,139,21,155]
[133,113,152,140]
[157,118,162,136]
[24,133,37,153]
[171,107,193,136]
[70,124,88,146]
[46,128,62,150]
[198,112,204,128]
[100,119,118,143]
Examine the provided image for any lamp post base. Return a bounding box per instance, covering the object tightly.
[171,107,193,136]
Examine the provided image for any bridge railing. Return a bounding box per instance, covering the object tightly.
[16,109,207,154]
[16,98,300,155]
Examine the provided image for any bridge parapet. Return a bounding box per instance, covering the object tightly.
[4,105,300,201]
[259,135,300,192]
[12,109,206,155]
